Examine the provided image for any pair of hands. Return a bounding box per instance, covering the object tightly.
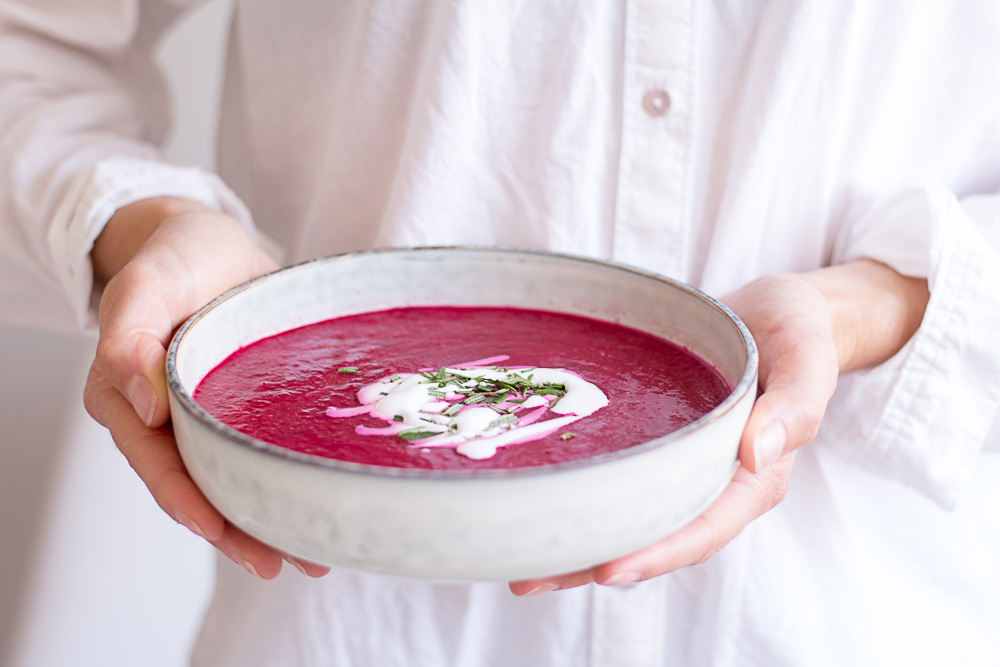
[84,199,928,590]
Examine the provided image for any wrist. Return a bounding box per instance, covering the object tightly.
[92,197,214,284]
[798,259,929,374]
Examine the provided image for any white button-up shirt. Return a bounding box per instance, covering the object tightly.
[2,1,999,665]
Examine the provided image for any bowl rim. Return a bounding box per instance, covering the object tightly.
[166,246,758,480]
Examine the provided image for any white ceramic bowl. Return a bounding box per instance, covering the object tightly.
[167,248,757,581]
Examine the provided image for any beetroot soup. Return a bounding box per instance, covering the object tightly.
[193,306,731,470]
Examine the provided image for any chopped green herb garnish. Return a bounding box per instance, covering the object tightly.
[559,432,577,440]
[487,413,518,429]
[398,428,442,441]
[393,415,404,422]
[379,365,585,445]
[337,366,360,374]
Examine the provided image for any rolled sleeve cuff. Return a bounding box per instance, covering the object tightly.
[46,157,258,329]
[826,184,1000,508]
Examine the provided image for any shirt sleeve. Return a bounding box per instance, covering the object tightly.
[0,0,257,331]
[824,183,1000,509]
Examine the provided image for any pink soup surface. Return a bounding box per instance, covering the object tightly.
[193,306,732,470]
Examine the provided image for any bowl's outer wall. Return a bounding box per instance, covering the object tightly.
[170,387,751,579]
[168,249,757,580]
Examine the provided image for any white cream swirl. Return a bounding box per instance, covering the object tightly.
[326,357,608,460]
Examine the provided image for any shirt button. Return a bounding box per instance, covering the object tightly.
[642,89,670,117]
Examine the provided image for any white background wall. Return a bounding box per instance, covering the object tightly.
[0,2,234,665]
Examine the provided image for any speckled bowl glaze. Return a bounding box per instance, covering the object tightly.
[166,248,757,581]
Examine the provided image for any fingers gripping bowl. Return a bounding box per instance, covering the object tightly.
[166,248,758,580]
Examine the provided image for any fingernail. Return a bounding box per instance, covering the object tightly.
[240,557,261,578]
[602,571,642,587]
[126,376,156,426]
[753,421,787,471]
[522,583,559,596]
[176,513,206,540]
[285,556,309,576]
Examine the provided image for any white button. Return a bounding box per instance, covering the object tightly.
[642,89,670,117]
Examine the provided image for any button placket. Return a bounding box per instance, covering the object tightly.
[612,0,698,283]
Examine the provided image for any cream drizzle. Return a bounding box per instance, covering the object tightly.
[325,356,608,460]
